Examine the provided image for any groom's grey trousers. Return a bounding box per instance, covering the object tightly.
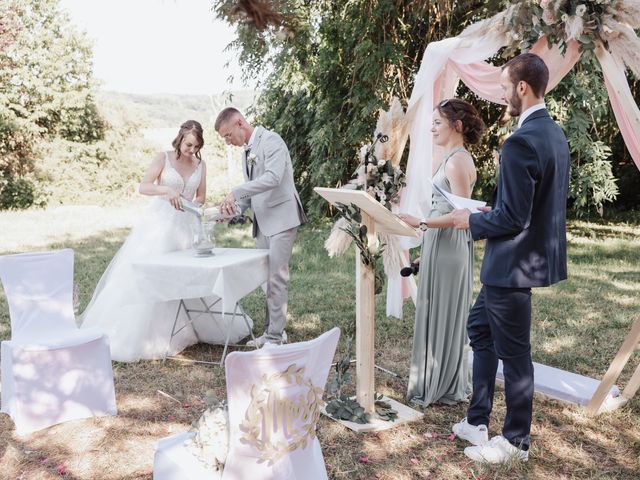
[255,223,297,342]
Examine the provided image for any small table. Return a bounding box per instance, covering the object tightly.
[131,248,269,364]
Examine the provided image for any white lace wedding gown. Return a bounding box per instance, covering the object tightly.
[80,153,250,362]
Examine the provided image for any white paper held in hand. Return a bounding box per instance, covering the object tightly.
[428,179,487,211]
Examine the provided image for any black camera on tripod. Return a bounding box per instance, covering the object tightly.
[400,262,420,277]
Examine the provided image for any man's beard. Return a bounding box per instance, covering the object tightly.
[507,92,522,117]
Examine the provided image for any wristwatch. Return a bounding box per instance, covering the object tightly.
[419,219,429,231]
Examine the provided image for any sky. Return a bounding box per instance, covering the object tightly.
[59,0,247,95]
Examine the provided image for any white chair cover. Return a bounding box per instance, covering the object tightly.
[152,328,340,480]
[153,432,222,480]
[222,327,340,480]
[0,249,117,435]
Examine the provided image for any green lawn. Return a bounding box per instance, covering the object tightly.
[0,206,639,479]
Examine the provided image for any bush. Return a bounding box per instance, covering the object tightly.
[0,0,105,210]
[0,176,36,210]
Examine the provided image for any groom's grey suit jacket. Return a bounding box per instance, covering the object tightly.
[232,126,307,237]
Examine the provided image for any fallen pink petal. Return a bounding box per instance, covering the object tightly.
[448,433,456,441]
[410,457,419,465]
[358,455,369,464]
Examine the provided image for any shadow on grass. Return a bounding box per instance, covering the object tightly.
[520,237,640,382]
[0,413,155,479]
[1,218,639,478]
[525,401,640,479]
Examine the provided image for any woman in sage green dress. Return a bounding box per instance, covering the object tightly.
[398,98,485,406]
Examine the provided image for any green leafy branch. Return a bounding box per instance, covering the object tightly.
[374,393,398,422]
[325,337,399,424]
[334,202,386,293]
[333,202,385,266]
[325,336,370,424]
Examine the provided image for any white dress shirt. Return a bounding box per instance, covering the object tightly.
[517,102,547,129]
[246,128,258,150]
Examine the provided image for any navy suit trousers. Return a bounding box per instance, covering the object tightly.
[467,285,534,448]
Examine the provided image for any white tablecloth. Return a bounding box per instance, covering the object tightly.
[131,248,269,317]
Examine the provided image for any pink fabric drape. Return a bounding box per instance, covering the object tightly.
[596,43,640,171]
[448,38,582,106]
[446,38,640,171]
[448,60,505,104]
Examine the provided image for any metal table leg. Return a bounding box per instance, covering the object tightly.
[165,297,256,366]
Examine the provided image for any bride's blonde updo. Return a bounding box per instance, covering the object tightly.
[172,120,204,160]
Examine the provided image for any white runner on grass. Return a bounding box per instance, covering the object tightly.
[467,351,620,408]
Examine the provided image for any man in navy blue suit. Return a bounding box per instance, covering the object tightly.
[450,53,570,464]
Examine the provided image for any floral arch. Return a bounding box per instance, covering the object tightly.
[384,0,640,317]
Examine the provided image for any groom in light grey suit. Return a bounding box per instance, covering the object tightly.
[215,107,307,347]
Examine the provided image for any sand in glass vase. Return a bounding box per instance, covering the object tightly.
[192,220,215,256]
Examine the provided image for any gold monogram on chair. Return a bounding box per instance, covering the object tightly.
[238,364,324,465]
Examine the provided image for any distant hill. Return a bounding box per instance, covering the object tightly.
[98,90,259,128]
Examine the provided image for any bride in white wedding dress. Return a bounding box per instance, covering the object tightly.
[80,121,249,362]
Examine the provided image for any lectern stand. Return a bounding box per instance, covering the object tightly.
[315,187,422,431]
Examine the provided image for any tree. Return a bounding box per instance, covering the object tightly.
[0,0,105,209]
[216,0,638,218]
[215,0,506,218]
[0,3,18,55]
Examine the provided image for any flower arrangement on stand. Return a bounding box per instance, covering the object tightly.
[352,132,406,209]
[325,97,407,282]
[330,130,405,293]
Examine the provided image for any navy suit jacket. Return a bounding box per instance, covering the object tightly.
[470,109,570,288]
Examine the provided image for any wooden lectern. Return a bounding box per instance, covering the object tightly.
[314,187,418,416]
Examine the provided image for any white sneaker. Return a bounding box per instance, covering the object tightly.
[464,435,529,464]
[452,418,489,446]
[246,330,287,348]
[246,334,267,348]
